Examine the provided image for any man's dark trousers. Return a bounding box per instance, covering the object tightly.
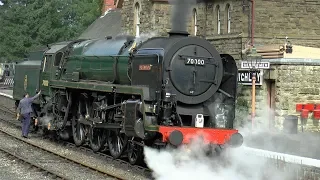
[21,113,31,137]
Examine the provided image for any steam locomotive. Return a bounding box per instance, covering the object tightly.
[13,30,243,165]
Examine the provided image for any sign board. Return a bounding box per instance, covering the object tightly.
[241,61,270,69]
[238,69,263,85]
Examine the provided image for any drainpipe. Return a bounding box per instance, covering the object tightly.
[251,0,255,46]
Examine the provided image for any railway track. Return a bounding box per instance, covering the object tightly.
[0,130,115,180]
[0,94,152,180]
[0,139,67,180]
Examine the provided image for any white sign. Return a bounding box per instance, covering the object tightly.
[238,69,263,86]
[241,61,270,69]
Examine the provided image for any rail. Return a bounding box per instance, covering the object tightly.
[0,131,70,180]
[0,113,125,180]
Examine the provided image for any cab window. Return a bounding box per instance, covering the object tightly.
[42,55,53,72]
[54,52,63,66]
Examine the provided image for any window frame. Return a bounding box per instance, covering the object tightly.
[217,6,221,35]
[134,3,140,37]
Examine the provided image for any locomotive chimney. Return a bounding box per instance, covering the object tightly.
[168,0,196,37]
[168,30,190,37]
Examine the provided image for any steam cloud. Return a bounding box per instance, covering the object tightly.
[135,32,158,43]
[168,0,196,32]
[143,104,306,180]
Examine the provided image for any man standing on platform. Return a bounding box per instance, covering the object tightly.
[16,90,41,138]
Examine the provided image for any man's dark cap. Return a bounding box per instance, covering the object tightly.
[23,92,29,98]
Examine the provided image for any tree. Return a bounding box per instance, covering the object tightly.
[0,0,103,62]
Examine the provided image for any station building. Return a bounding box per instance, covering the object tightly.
[86,0,320,132]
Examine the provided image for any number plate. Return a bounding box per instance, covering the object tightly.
[185,58,205,66]
[139,64,152,71]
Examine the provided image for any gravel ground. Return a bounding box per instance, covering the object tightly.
[0,150,55,180]
[0,131,116,180]
[0,118,149,180]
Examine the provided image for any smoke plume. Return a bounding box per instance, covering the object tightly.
[168,0,196,32]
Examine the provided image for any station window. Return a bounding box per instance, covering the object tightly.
[193,9,197,36]
[226,4,231,33]
[216,5,221,35]
[134,3,140,37]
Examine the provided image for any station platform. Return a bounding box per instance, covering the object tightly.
[0,89,13,96]
[246,131,320,160]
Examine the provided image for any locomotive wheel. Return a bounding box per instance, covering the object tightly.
[127,141,144,165]
[90,111,107,152]
[72,116,85,146]
[90,128,107,152]
[108,131,128,159]
[106,110,128,159]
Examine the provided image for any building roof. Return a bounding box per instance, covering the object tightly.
[256,44,320,59]
[78,9,123,40]
[283,45,320,59]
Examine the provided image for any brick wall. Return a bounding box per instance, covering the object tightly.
[103,0,116,15]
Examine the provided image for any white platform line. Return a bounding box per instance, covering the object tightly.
[0,92,13,99]
[243,146,320,168]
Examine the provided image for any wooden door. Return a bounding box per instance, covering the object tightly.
[267,80,276,130]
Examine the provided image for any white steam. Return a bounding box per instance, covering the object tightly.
[143,105,298,180]
[144,136,294,180]
[134,32,158,44]
[38,115,53,127]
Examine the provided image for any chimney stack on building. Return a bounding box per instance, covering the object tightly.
[102,0,116,15]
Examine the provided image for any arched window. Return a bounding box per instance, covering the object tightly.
[226,4,231,33]
[193,9,197,36]
[216,6,221,35]
[134,3,140,37]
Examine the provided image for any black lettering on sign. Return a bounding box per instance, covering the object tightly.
[238,69,262,85]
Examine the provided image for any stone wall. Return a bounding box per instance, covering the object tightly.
[120,0,247,60]
[272,64,320,132]
[235,63,320,132]
[121,0,320,53]
[236,79,269,129]
[254,0,320,48]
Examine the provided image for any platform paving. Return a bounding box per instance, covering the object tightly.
[0,89,13,96]
[246,131,320,160]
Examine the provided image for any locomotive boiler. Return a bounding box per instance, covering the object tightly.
[13,30,243,165]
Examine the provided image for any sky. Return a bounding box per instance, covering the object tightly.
[0,1,3,6]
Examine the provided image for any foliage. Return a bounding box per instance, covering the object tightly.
[0,0,103,62]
